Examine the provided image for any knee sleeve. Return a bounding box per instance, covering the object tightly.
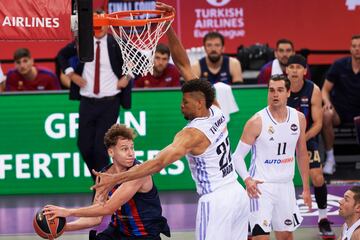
[314,183,327,209]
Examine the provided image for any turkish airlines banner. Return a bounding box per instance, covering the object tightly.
[162,0,360,53]
[0,0,72,40]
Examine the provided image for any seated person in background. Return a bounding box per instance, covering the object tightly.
[135,43,180,88]
[44,124,170,240]
[321,34,360,175]
[5,48,60,91]
[257,39,310,84]
[338,186,360,240]
[191,31,243,85]
[0,63,5,91]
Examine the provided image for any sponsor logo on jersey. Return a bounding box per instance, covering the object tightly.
[284,219,292,226]
[264,157,294,164]
[300,96,309,108]
[290,124,298,131]
[268,126,275,134]
[300,96,308,103]
[269,137,274,141]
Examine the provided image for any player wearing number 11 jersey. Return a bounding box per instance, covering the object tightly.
[232,74,312,240]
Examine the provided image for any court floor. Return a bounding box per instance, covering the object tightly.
[0,186,349,240]
[0,228,344,240]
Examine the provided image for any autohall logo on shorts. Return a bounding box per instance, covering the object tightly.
[284,219,292,226]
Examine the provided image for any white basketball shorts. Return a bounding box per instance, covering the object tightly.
[196,181,250,240]
[249,181,303,232]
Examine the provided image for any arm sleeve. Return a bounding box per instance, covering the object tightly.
[232,140,252,180]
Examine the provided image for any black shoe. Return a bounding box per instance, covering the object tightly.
[318,218,335,239]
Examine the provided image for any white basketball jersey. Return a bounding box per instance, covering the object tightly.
[185,105,237,195]
[249,106,300,183]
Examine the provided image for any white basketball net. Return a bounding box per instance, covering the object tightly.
[110,13,173,77]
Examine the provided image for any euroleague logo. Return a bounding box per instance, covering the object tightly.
[206,0,231,7]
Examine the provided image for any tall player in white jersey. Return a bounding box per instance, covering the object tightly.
[232,74,312,240]
[91,3,249,240]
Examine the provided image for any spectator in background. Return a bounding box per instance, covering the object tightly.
[135,43,180,88]
[257,39,311,84]
[321,34,360,175]
[5,48,60,91]
[0,63,5,91]
[57,8,132,181]
[191,31,243,85]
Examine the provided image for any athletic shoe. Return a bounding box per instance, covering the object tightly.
[318,218,335,239]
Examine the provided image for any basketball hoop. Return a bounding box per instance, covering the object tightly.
[93,10,175,77]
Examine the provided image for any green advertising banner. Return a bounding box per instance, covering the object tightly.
[0,87,302,195]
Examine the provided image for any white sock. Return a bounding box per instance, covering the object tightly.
[326,149,335,163]
[318,208,327,221]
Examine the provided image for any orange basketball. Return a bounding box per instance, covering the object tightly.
[33,209,66,239]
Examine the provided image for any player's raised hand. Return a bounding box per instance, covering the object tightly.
[244,177,263,198]
[156,2,175,14]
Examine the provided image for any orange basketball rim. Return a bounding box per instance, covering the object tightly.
[93,10,175,27]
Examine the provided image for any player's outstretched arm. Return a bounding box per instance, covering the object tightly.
[156,2,198,81]
[91,128,203,191]
[296,112,312,210]
[44,175,148,230]
[64,217,102,231]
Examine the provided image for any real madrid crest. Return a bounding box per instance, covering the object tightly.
[268,126,275,134]
[263,220,268,227]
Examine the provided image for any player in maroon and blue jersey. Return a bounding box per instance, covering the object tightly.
[286,55,335,239]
